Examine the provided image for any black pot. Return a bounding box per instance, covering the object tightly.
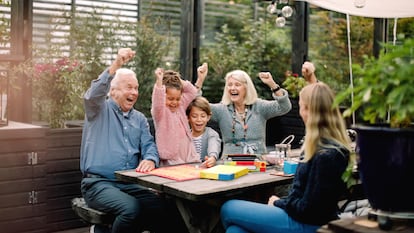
[354,124,414,212]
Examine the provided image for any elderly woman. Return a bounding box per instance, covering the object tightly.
[195,63,292,155]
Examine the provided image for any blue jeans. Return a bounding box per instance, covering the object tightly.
[81,177,181,233]
[221,199,320,233]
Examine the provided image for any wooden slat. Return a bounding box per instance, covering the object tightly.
[46,171,82,186]
[0,164,46,181]
[47,219,87,233]
[0,215,47,233]
[0,203,46,221]
[46,159,80,174]
[0,177,46,195]
[0,151,46,168]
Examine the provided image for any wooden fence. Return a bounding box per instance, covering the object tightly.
[0,0,256,64]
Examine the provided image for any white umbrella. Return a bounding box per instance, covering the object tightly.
[300,0,414,124]
[303,0,414,18]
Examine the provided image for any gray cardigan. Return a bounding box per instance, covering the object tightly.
[199,126,222,160]
[210,91,292,155]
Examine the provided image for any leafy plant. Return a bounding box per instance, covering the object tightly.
[334,38,414,128]
[131,16,176,116]
[9,9,173,127]
[200,9,292,102]
[282,73,306,98]
[341,150,358,189]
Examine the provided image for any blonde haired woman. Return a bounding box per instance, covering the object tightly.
[221,82,351,233]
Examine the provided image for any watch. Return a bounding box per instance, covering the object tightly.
[271,85,281,93]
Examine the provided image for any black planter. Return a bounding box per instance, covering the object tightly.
[354,124,414,212]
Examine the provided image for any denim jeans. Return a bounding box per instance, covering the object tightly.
[81,177,182,233]
[221,199,320,233]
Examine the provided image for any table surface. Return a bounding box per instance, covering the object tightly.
[115,165,293,202]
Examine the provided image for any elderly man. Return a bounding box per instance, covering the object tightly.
[80,48,182,233]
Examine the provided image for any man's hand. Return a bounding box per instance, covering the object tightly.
[109,48,136,75]
[136,159,156,172]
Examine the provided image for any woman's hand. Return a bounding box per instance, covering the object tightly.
[267,195,280,206]
[259,71,283,96]
[258,72,277,87]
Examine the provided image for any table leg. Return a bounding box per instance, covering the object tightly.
[174,198,223,233]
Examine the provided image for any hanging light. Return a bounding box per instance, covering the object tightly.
[267,0,293,27]
[266,2,277,14]
[281,5,293,18]
[275,16,286,27]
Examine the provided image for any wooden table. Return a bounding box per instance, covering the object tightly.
[318,216,414,233]
[115,165,293,233]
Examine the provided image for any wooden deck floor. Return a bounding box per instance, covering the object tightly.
[53,226,90,233]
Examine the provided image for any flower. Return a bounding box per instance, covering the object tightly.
[32,57,80,128]
[282,72,306,98]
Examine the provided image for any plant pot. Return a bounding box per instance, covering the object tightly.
[354,124,414,212]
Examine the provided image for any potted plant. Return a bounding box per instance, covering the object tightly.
[334,38,414,213]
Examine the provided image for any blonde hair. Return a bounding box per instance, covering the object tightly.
[300,82,351,161]
[221,70,258,105]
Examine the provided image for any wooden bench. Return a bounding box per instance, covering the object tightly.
[71,197,114,226]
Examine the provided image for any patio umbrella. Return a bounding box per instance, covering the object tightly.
[301,0,414,124]
[303,0,414,18]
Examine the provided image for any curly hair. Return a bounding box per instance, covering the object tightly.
[162,70,183,91]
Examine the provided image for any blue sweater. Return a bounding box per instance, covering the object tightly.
[275,140,349,225]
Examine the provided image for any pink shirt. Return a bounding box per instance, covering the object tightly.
[151,80,200,166]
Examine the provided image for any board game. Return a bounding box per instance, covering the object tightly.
[200,165,249,181]
[144,164,203,181]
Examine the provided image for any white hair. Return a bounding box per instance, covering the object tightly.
[111,68,136,89]
[221,70,258,105]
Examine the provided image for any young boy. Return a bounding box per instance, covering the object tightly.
[186,96,222,167]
